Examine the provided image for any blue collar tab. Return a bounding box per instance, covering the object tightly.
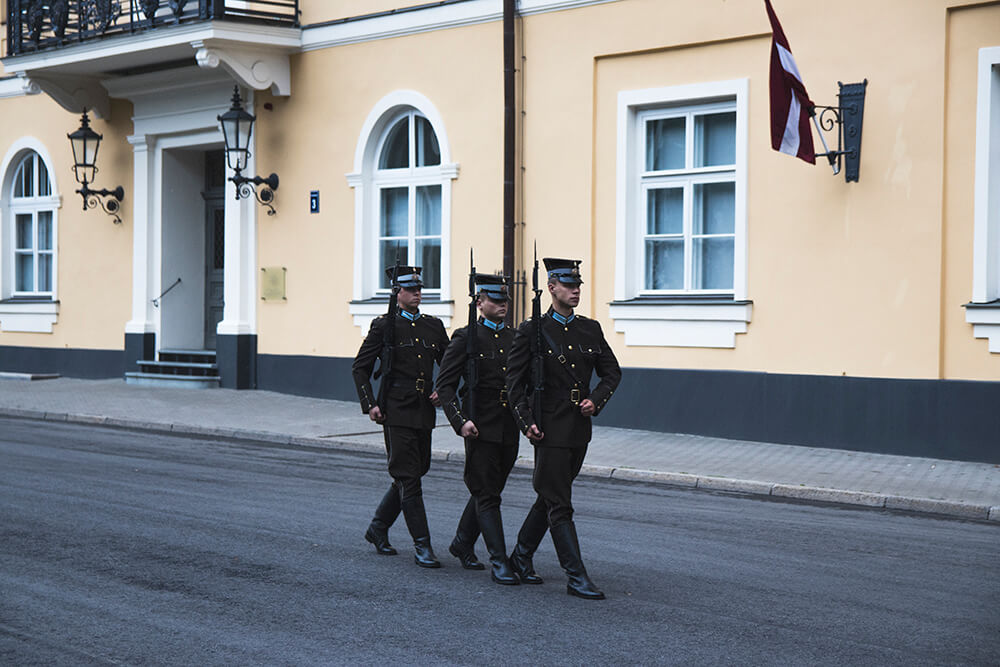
[482,318,505,331]
[551,311,575,325]
[399,309,420,321]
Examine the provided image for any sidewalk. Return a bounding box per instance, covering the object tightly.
[1,376,998,522]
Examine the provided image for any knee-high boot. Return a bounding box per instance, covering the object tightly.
[477,508,519,585]
[509,501,547,584]
[400,494,441,568]
[364,484,401,555]
[448,497,484,570]
[550,521,604,600]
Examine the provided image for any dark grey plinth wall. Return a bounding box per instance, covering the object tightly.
[217,334,257,389]
[0,345,123,378]
[124,333,156,374]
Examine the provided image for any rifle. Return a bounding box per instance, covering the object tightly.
[530,243,544,431]
[374,245,402,411]
[465,249,479,425]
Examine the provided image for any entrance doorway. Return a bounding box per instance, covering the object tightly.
[203,150,225,350]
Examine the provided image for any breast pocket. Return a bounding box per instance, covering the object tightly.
[398,338,415,348]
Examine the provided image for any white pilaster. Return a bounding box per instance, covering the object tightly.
[125,134,158,335]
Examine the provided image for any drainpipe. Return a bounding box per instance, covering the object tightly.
[503,0,516,324]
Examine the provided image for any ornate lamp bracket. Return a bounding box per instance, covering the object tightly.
[811,79,868,183]
[232,171,279,216]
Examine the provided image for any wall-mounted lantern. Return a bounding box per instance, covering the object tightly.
[68,110,125,224]
[811,80,868,183]
[218,86,279,216]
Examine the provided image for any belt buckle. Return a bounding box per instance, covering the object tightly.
[570,388,581,404]
[415,378,426,393]
[500,388,508,406]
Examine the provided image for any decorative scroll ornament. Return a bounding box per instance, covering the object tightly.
[139,0,159,22]
[169,0,188,19]
[80,0,123,33]
[50,0,71,39]
[237,178,278,216]
[26,0,45,44]
[83,187,125,224]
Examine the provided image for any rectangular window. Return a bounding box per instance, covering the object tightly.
[12,211,54,296]
[638,103,737,294]
[377,184,442,290]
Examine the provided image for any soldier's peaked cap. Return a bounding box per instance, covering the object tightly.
[475,273,510,301]
[385,265,423,288]
[543,257,584,285]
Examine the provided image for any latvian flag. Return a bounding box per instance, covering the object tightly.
[765,0,815,164]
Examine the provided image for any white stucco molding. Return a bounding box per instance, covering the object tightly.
[302,0,620,50]
[0,75,41,99]
[29,74,110,118]
[0,301,59,333]
[966,304,1000,353]
[192,40,292,96]
[609,301,752,348]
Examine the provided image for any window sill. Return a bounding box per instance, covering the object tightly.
[964,301,1000,353]
[349,298,455,334]
[608,297,752,348]
[0,299,59,333]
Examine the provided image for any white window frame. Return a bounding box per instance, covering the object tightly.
[967,46,1000,353]
[0,138,61,333]
[372,110,445,296]
[637,100,738,295]
[610,79,751,348]
[347,90,458,334]
[10,152,56,298]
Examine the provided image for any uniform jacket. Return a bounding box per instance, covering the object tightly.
[436,319,519,444]
[505,307,622,448]
[352,311,449,429]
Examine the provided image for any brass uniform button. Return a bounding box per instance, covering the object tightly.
[568,345,573,350]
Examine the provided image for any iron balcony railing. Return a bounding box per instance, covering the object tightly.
[6,0,300,57]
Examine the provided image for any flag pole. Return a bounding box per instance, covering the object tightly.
[810,108,840,176]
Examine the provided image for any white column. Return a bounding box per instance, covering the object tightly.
[124,134,158,336]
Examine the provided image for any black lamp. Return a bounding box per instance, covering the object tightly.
[218,86,279,215]
[68,110,125,224]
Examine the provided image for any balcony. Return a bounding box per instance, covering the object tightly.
[3,0,301,115]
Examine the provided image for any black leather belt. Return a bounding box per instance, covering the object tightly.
[391,378,427,393]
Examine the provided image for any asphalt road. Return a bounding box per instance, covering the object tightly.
[1,417,998,666]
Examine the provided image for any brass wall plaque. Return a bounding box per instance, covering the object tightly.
[261,267,287,301]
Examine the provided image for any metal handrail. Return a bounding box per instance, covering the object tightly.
[152,277,181,308]
[7,0,299,57]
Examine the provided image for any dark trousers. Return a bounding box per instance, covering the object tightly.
[383,425,432,500]
[532,444,588,527]
[464,437,518,513]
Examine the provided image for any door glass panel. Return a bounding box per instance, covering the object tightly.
[646,117,685,171]
[693,182,735,235]
[415,185,441,236]
[645,239,684,290]
[213,209,225,270]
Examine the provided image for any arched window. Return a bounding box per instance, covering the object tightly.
[348,92,459,332]
[374,110,443,291]
[8,150,56,296]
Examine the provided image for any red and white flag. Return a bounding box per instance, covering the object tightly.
[765,0,815,164]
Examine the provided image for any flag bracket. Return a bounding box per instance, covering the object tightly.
[811,80,868,182]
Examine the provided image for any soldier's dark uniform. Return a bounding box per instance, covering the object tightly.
[505,258,621,599]
[435,274,521,585]
[352,266,450,568]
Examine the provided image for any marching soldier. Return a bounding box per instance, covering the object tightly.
[506,257,621,599]
[436,273,520,585]
[352,265,450,568]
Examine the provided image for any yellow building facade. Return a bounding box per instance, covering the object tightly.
[1,0,998,461]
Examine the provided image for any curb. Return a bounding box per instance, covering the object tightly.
[3,409,998,524]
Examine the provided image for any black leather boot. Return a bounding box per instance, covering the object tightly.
[478,508,519,585]
[364,484,401,555]
[550,521,605,600]
[448,497,484,570]
[401,495,441,568]
[509,502,547,584]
